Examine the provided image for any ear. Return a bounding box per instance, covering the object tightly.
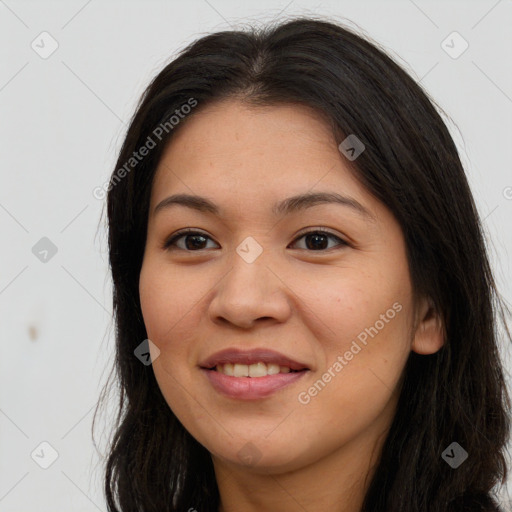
[411,297,445,355]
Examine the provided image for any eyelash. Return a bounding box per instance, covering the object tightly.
[162,227,349,252]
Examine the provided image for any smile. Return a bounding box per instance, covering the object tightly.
[214,362,301,377]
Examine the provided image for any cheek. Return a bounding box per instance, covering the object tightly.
[296,267,408,353]
[139,261,207,424]
[139,260,214,402]
[295,268,411,407]
[139,260,204,344]
[295,302,410,454]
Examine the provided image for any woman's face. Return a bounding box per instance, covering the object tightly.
[139,98,442,473]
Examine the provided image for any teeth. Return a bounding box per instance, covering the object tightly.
[248,362,266,377]
[223,363,234,376]
[214,362,297,377]
[233,363,249,377]
[267,363,280,375]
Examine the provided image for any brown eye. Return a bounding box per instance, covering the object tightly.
[289,230,348,251]
[163,230,218,251]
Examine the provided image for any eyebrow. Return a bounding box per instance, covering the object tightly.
[153,191,376,222]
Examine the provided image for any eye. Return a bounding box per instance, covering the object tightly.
[163,229,218,251]
[288,228,348,251]
[162,227,348,252]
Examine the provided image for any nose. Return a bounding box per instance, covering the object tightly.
[207,248,292,329]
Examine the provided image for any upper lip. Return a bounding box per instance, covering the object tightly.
[199,348,310,371]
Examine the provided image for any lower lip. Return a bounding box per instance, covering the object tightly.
[201,368,309,400]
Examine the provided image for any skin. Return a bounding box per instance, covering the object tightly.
[139,98,445,511]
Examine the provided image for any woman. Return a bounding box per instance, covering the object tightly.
[94,16,511,511]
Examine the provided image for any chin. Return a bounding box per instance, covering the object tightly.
[208,437,314,474]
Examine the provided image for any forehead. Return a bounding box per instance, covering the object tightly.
[149,98,379,222]
[167,98,337,148]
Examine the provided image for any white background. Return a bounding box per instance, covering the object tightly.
[1,0,511,510]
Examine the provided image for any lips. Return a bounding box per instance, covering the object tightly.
[199,348,311,399]
[198,348,310,372]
